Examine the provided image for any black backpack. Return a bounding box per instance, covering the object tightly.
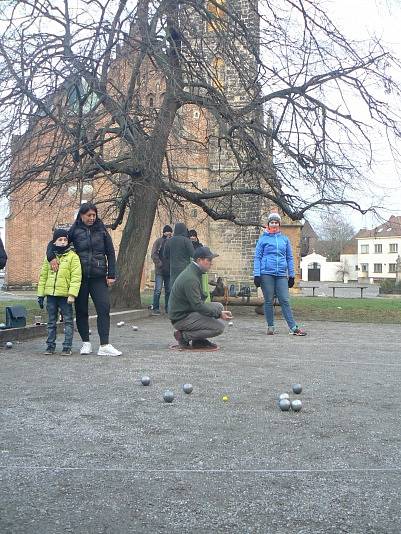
[5,306,27,329]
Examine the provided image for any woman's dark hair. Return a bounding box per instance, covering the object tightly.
[77,202,98,220]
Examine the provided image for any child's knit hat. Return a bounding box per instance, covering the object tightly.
[53,228,69,242]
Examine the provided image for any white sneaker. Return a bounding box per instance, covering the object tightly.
[80,342,92,355]
[97,344,122,356]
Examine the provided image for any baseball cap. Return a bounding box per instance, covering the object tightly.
[193,246,219,260]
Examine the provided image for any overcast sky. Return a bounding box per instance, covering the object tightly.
[320,0,401,230]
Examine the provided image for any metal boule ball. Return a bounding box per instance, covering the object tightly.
[182,383,193,394]
[6,341,13,349]
[278,393,290,401]
[132,325,138,331]
[292,383,302,394]
[228,321,233,326]
[163,390,174,403]
[141,376,151,386]
[278,399,291,411]
[291,400,302,412]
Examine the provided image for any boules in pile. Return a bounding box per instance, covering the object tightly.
[163,390,174,403]
[141,376,151,386]
[117,321,125,327]
[278,399,291,411]
[292,383,302,394]
[182,383,193,394]
[278,393,290,401]
[291,400,302,412]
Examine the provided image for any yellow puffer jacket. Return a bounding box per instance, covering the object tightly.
[37,249,82,297]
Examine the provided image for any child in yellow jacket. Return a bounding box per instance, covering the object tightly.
[37,229,82,355]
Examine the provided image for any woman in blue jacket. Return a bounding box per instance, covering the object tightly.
[253,212,306,336]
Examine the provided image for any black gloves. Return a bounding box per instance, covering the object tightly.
[38,296,45,309]
[254,276,261,288]
[288,277,295,288]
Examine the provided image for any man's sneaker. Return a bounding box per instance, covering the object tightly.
[174,330,190,349]
[61,349,72,356]
[97,344,122,356]
[80,342,92,355]
[267,326,275,335]
[44,348,55,355]
[192,339,218,349]
[290,327,307,336]
[151,310,161,316]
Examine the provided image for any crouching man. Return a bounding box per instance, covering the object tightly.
[168,246,232,349]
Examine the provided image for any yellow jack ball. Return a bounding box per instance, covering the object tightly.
[222,395,229,402]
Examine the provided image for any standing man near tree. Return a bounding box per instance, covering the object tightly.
[0,237,7,270]
[164,222,194,288]
[150,225,173,315]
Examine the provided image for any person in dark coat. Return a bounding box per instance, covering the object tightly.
[164,222,194,288]
[0,237,7,270]
[150,225,173,315]
[47,202,122,356]
[188,229,203,250]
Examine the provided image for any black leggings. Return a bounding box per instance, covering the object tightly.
[75,277,110,345]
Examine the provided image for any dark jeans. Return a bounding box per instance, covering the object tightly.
[46,296,74,350]
[75,277,110,345]
[260,275,296,330]
[152,272,170,312]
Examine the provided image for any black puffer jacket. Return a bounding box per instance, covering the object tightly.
[164,223,194,286]
[47,219,116,279]
[0,238,7,269]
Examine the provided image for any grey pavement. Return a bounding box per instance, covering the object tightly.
[1,314,401,533]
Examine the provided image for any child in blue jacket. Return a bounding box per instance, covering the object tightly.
[253,212,306,336]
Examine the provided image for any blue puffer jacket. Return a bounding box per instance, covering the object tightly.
[253,231,295,277]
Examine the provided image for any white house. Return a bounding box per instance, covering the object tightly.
[301,252,343,282]
[301,239,359,283]
[355,215,401,283]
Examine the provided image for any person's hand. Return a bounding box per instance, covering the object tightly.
[106,278,116,287]
[50,259,59,272]
[254,276,261,288]
[37,296,45,309]
[288,277,295,288]
[220,310,233,321]
[67,295,75,304]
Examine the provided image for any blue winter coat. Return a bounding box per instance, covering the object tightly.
[253,231,295,277]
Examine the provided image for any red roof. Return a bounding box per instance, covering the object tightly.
[355,215,401,238]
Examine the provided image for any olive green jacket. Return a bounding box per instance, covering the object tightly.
[37,249,82,298]
[168,262,220,323]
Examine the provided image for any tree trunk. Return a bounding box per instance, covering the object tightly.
[110,183,159,309]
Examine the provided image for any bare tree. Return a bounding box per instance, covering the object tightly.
[1,0,400,307]
[317,210,356,261]
[336,259,350,283]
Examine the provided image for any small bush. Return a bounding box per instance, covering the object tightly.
[380,279,401,294]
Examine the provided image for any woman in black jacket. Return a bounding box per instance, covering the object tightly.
[47,203,121,356]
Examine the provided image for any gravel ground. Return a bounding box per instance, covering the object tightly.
[1,314,401,533]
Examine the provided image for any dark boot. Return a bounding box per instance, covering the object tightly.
[192,339,217,349]
[174,330,190,348]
